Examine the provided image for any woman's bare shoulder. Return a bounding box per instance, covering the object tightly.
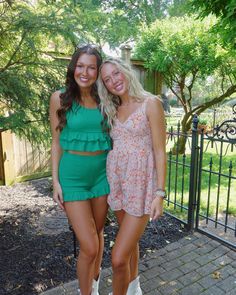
[146,95,163,110]
[51,90,61,100]
[50,90,62,109]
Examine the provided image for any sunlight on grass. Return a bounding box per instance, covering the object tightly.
[165,110,236,229]
[165,147,236,220]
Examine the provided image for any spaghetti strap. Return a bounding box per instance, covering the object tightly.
[142,98,149,114]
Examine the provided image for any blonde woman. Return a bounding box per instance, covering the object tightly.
[97,58,167,295]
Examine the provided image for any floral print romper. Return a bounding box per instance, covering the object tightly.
[107,98,158,217]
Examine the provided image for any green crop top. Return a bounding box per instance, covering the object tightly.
[59,102,111,152]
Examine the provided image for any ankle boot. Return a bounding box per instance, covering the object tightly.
[78,269,101,295]
[91,270,101,295]
[78,289,93,295]
[126,276,142,295]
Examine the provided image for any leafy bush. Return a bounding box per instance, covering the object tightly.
[198,118,208,125]
[169,97,178,107]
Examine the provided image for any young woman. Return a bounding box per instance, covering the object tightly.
[97,58,167,295]
[49,45,111,295]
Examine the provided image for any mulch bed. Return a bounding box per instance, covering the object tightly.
[0,178,189,295]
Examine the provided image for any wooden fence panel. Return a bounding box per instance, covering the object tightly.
[0,133,5,184]
[1,131,51,185]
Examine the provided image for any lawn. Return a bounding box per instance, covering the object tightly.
[164,125,236,223]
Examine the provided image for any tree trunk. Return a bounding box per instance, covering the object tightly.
[172,113,193,154]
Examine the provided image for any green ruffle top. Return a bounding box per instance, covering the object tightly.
[60,102,111,152]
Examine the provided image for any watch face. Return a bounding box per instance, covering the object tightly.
[155,190,167,198]
[157,190,164,194]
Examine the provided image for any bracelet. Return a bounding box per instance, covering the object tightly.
[155,189,167,199]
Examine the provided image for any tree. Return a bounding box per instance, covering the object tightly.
[0,1,70,144]
[168,0,191,17]
[135,16,236,152]
[102,0,191,27]
[190,0,236,49]
[0,0,196,144]
[0,0,140,143]
[102,0,168,25]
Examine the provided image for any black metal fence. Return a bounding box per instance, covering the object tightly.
[165,105,236,249]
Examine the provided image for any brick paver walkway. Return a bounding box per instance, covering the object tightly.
[41,232,236,295]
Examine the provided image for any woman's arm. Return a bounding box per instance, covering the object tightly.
[49,90,64,210]
[146,97,167,220]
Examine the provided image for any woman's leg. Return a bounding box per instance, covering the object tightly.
[91,195,108,279]
[115,210,139,282]
[111,213,149,295]
[65,201,99,295]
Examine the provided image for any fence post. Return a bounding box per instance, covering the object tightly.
[187,114,199,230]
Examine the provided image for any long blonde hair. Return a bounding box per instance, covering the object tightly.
[97,58,157,126]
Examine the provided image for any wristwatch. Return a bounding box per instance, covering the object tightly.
[155,189,167,199]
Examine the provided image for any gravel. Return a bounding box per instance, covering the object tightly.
[0,178,189,295]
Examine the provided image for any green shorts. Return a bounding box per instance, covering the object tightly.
[59,151,110,201]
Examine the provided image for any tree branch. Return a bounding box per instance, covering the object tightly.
[1,30,28,73]
[169,85,185,109]
[128,0,140,9]
[192,84,236,115]
[187,70,198,108]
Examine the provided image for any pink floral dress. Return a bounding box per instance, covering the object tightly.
[107,99,158,216]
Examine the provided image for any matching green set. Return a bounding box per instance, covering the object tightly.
[59,102,111,201]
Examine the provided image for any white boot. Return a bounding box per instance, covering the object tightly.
[91,271,101,295]
[78,270,101,295]
[108,276,142,295]
[127,276,142,295]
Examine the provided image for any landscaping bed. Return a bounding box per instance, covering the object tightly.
[0,178,189,295]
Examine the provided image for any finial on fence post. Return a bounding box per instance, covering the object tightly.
[192,114,199,132]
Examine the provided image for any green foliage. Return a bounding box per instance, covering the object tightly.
[168,0,191,17]
[169,97,178,107]
[0,0,147,144]
[190,0,236,49]
[102,0,166,26]
[2,0,182,145]
[0,1,70,144]
[136,16,220,80]
[100,0,191,43]
[135,16,236,143]
[198,118,208,125]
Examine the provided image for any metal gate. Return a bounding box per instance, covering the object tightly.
[165,105,236,249]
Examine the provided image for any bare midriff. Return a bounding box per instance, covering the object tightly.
[67,150,106,156]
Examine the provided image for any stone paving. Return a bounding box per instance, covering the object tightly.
[41,232,236,295]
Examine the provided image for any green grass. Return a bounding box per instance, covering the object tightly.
[165,110,236,221]
[14,171,51,185]
[165,146,236,221]
[166,116,181,130]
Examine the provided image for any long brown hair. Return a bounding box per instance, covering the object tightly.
[56,45,102,131]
